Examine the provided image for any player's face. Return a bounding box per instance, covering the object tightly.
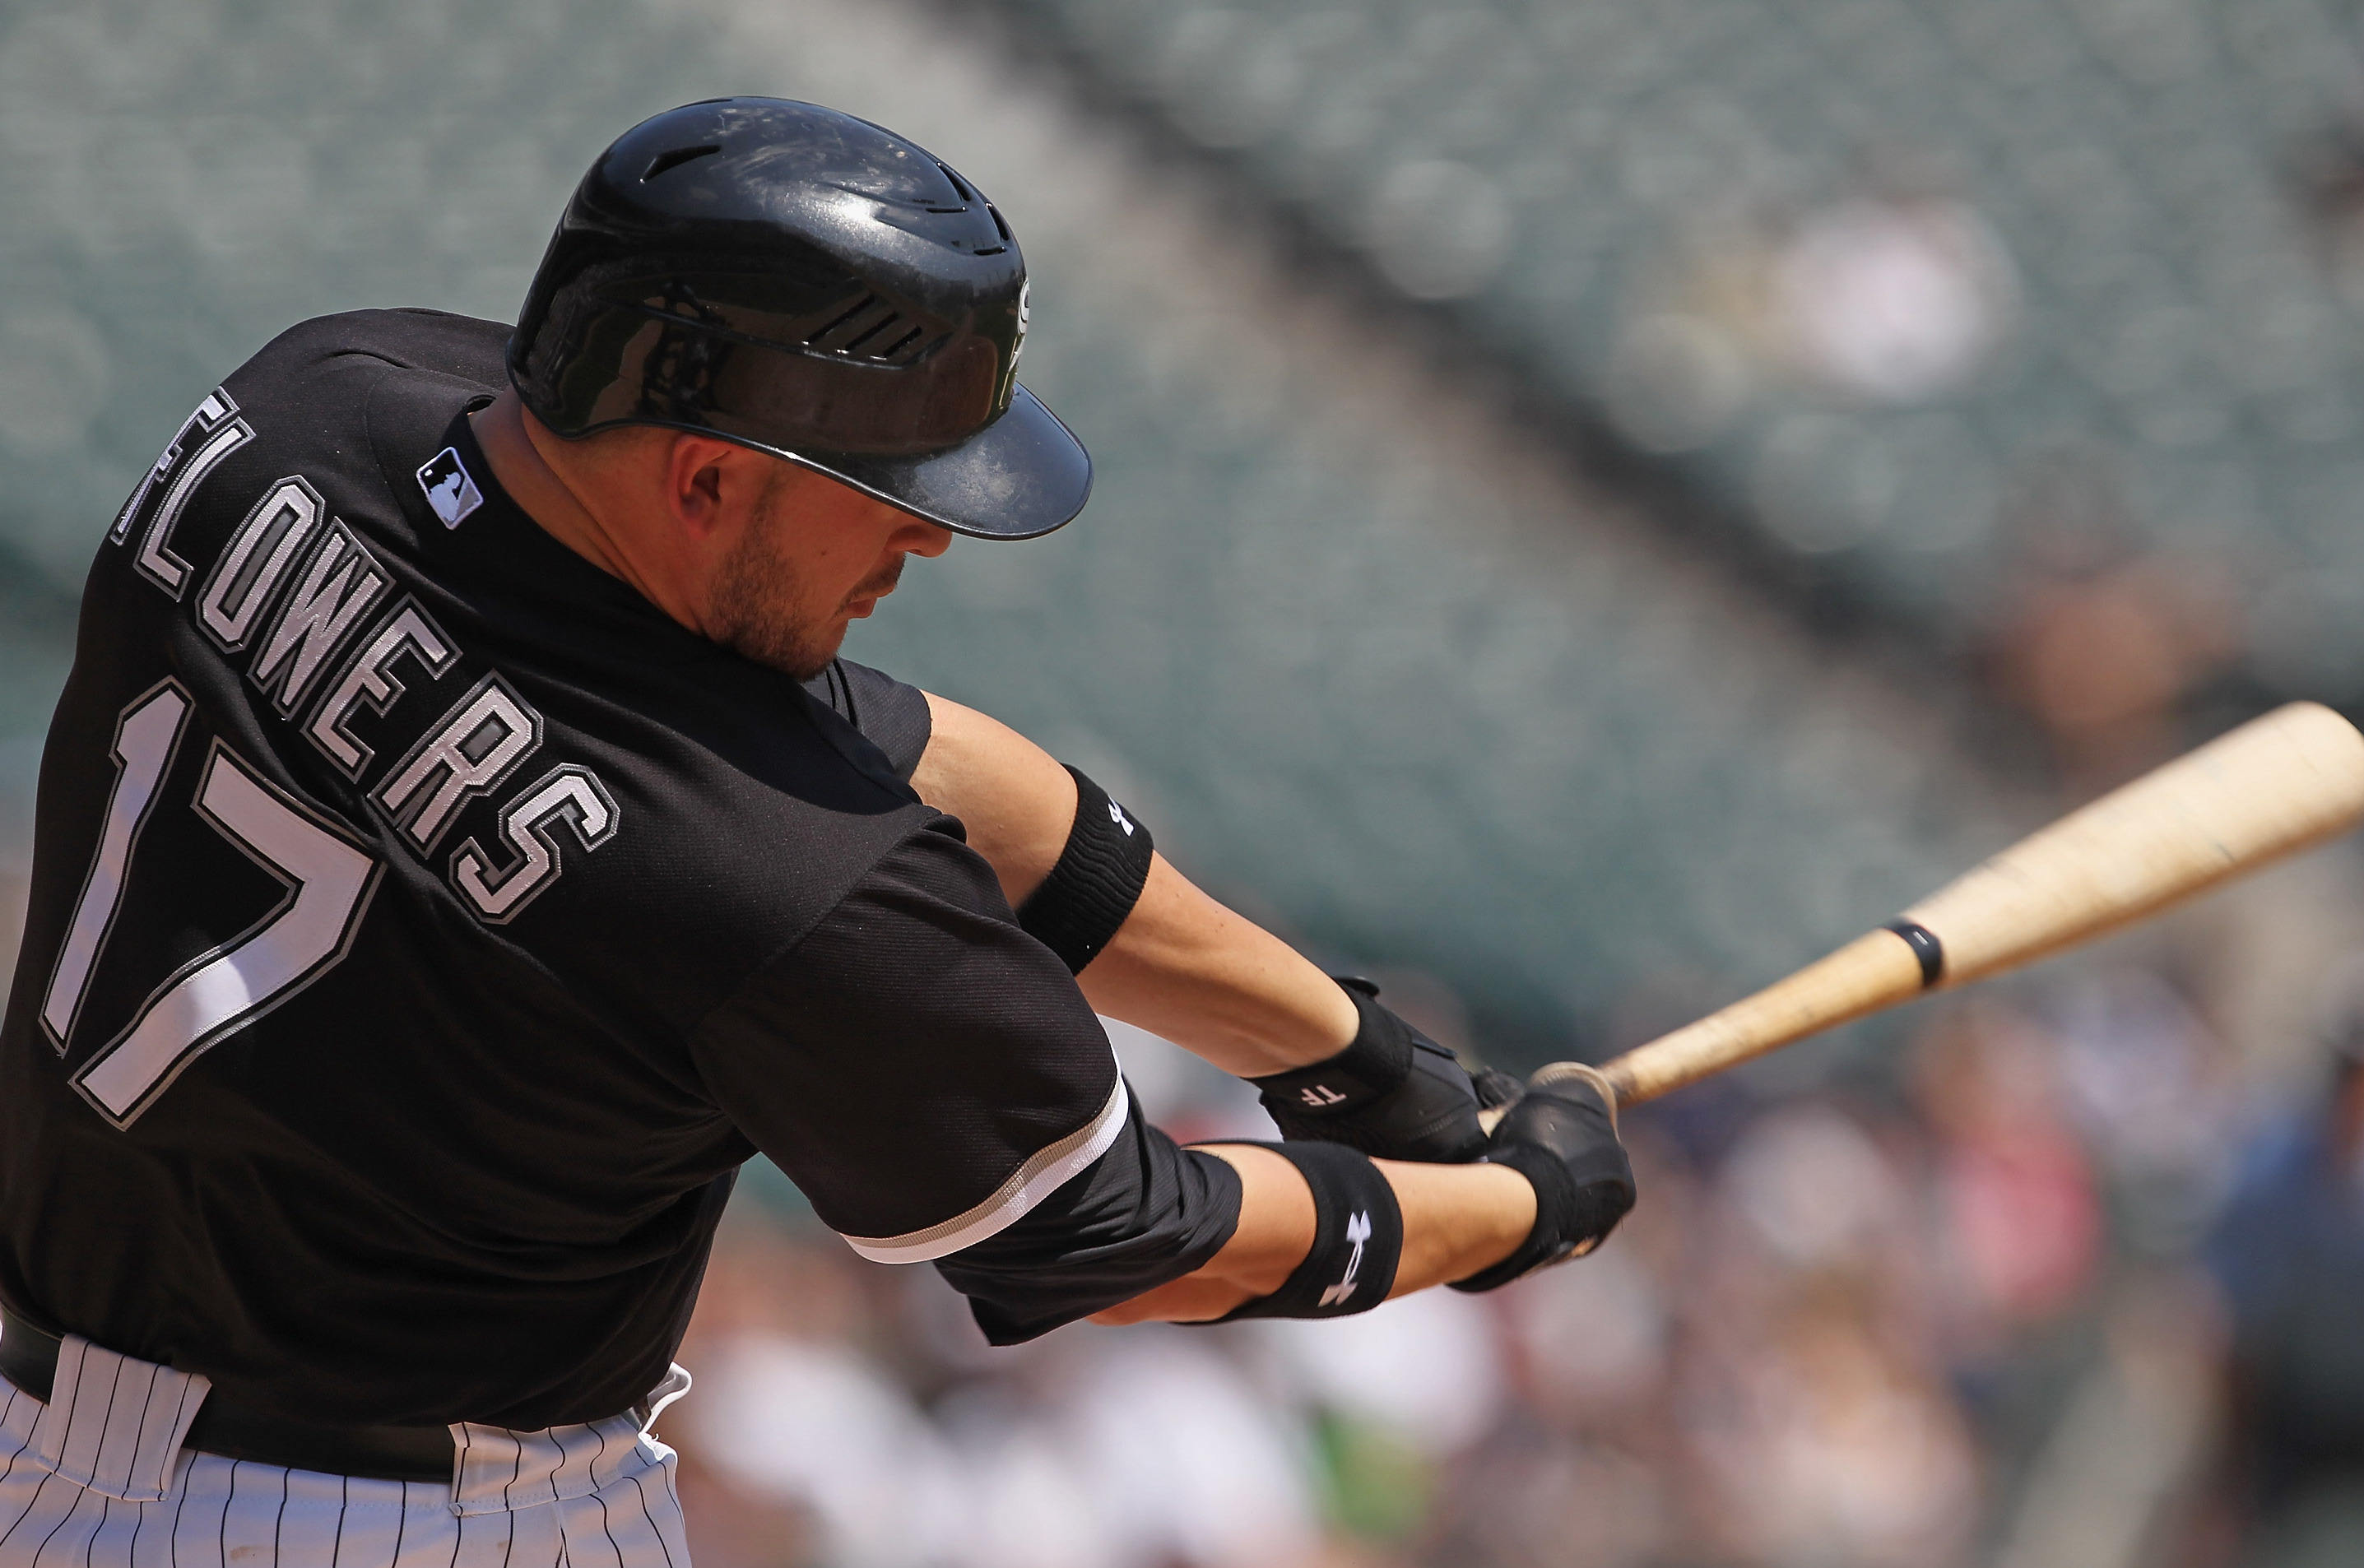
[708,463,952,680]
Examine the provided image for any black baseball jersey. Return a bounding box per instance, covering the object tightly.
[0,309,1239,1430]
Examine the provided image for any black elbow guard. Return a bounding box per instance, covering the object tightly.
[1016,765,1154,973]
[1215,1142,1403,1320]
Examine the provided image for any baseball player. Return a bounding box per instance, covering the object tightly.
[0,99,1634,1565]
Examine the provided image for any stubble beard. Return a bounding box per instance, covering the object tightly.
[708,477,906,682]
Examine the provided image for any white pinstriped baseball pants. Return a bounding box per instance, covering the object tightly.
[0,1334,694,1566]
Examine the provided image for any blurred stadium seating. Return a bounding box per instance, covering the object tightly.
[999,0,2364,709]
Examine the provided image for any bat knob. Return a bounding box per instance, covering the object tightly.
[1474,1060,1621,1138]
[1530,1060,1621,1134]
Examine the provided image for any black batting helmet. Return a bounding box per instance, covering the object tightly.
[509,98,1090,540]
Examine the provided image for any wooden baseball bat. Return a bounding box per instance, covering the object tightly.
[1535,702,2364,1113]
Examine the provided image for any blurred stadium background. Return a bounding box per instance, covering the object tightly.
[9,0,2364,1562]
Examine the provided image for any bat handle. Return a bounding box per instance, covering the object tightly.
[1479,925,1932,1125]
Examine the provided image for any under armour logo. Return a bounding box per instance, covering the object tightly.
[1298,1083,1347,1108]
[416,447,484,529]
[1317,1210,1372,1308]
[1108,799,1135,836]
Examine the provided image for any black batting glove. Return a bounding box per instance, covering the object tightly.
[1248,977,1497,1163]
[1451,1063,1636,1292]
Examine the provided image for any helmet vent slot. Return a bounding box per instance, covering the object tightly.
[808,295,884,346]
[806,295,931,362]
[838,313,901,355]
[643,145,721,181]
[936,162,976,203]
[987,204,1013,243]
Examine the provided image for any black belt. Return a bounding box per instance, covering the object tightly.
[0,1306,455,1483]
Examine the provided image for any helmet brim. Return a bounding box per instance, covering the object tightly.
[758,383,1091,540]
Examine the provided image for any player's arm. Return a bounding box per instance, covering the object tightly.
[911,692,1507,1163]
[909,693,1349,1075]
[950,1067,1635,1333]
[1088,1148,1535,1323]
[692,819,1632,1342]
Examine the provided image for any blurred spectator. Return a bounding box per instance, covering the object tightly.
[1991,1277,2224,1568]
[1605,188,2016,484]
[1501,1240,1667,1427]
[1018,1329,1321,1567]
[2051,970,2239,1255]
[1249,1289,1506,1458]
[1773,197,2018,406]
[1691,1287,1980,1568]
[1107,1016,1277,1144]
[679,1214,1325,1568]
[1915,1005,2103,1338]
[1986,463,2241,786]
[1424,1424,1668,1568]
[693,1331,967,1567]
[1245,1289,1504,1547]
[1684,1105,1981,1567]
[2205,999,2364,1566]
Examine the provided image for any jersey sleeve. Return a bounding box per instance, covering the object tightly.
[689,819,1239,1327]
[936,1104,1242,1344]
[800,658,932,780]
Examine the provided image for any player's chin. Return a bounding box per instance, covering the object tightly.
[773,625,852,684]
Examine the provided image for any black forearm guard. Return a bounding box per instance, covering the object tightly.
[1451,1065,1634,1293]
[1215,1141,1403,1320]
[1016,765,1154,973]
[1250,978,1498,1162]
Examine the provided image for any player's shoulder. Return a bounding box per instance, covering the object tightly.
[230,308,509,390]
[182,309,507,545]
[221,309,507,438]
[802,658,934,782]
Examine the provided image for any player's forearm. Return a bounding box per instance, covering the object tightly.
[912,693,1354,1076]
[1087,1144,1536,1324]
[1072,859,1357,1077]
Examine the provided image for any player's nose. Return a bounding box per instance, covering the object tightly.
[898,521,954,559]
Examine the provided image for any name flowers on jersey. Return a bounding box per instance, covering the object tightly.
[119,387,618,930]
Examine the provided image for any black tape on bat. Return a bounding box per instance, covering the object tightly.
[1882,919,1945,990]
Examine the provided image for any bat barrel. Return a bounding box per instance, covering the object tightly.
[1902,701,2364,989]
[1590,702,2364,1110]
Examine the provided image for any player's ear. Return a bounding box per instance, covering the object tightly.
[661,432,757,542]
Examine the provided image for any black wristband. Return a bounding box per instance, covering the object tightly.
[1247,977,1412,1116]
[1214,1142,1403,1320]
[1448,1140,1583,1293]
[1449,1065,1634,1294]
[1016,765,1154,973]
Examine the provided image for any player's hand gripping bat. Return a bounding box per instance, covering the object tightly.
[1513,702,2364,1117]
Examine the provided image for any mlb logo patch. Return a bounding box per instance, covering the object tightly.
[416,446,484,529]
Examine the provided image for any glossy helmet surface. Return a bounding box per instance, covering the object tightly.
[509,98,1089,539]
